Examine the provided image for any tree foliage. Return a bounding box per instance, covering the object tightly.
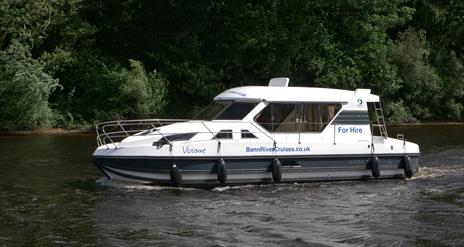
[0,0,463,130]
[0,41,58,130]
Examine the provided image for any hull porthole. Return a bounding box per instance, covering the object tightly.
[170,164,182,187]
[371,156,380,178]
[403,156,413,178]
[272,158,282,183]
[217,159,227,184]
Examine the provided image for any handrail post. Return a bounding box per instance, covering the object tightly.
[101,126,117,149]
[333,124,336,145]
[95,123,102,146]
[248,122,277,156]
[370,122,375,154]
[249,122,276,144]
[155,128,172,147]
[117,120,129,137]
[201,121,221,153]
[154,119,174,150]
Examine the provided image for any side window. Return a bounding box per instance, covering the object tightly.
[214,129,233,139]
[241,129,257,139]
[300,104,318,132]
[255,104,273,131]
[301,104,341,132]
[321,104,341,126]
[256,103,341,132]
[255,104,299,132]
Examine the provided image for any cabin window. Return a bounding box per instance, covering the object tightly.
[214,129,233,139]
[194,101,257,120]
[255,103,341,132]
[300,104,341,132]
[241,129,257,139]
[255,104,300,132]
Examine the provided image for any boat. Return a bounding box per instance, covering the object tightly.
[91,77,420,187]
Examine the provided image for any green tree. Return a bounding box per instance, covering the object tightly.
[2,0,464,131]
[0,41,58,130]
[409,0,464,120]
[106,59,168,119]
[389,28,441,121]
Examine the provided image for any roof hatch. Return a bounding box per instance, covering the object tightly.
[268,77,289,87]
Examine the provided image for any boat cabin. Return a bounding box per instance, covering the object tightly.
[193,77,387,141]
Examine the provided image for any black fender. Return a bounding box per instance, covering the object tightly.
[403,156,413,178]
[217,158,227,184]
[272,158,282,183]
[371,156,380,178]
[170,164,182,187]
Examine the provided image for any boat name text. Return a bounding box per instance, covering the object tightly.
[182,146,206,154]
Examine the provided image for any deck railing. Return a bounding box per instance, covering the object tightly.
[95,119,279,150]
[98,118,384,152]
[95,119,188,147]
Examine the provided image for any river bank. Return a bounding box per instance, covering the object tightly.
[389,121,464,126]
[0,128,93,136]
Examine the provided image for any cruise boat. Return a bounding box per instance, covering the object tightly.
[92,78,420,187]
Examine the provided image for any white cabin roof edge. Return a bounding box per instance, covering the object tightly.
[214,84,380,103]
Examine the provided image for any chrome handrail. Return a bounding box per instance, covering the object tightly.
[95,119,189,147]
[95,119,284,149]
[249,121,277,145]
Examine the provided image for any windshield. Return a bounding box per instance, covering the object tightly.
[194,101,230,120]
[194,101,257,120]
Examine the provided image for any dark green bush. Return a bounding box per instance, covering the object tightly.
[0,41,58,130]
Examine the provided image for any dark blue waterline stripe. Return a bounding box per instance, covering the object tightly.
[101,165,161,182]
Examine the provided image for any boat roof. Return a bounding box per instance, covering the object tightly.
[214,78,379,103]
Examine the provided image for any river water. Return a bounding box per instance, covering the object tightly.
[0,125,463,246]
